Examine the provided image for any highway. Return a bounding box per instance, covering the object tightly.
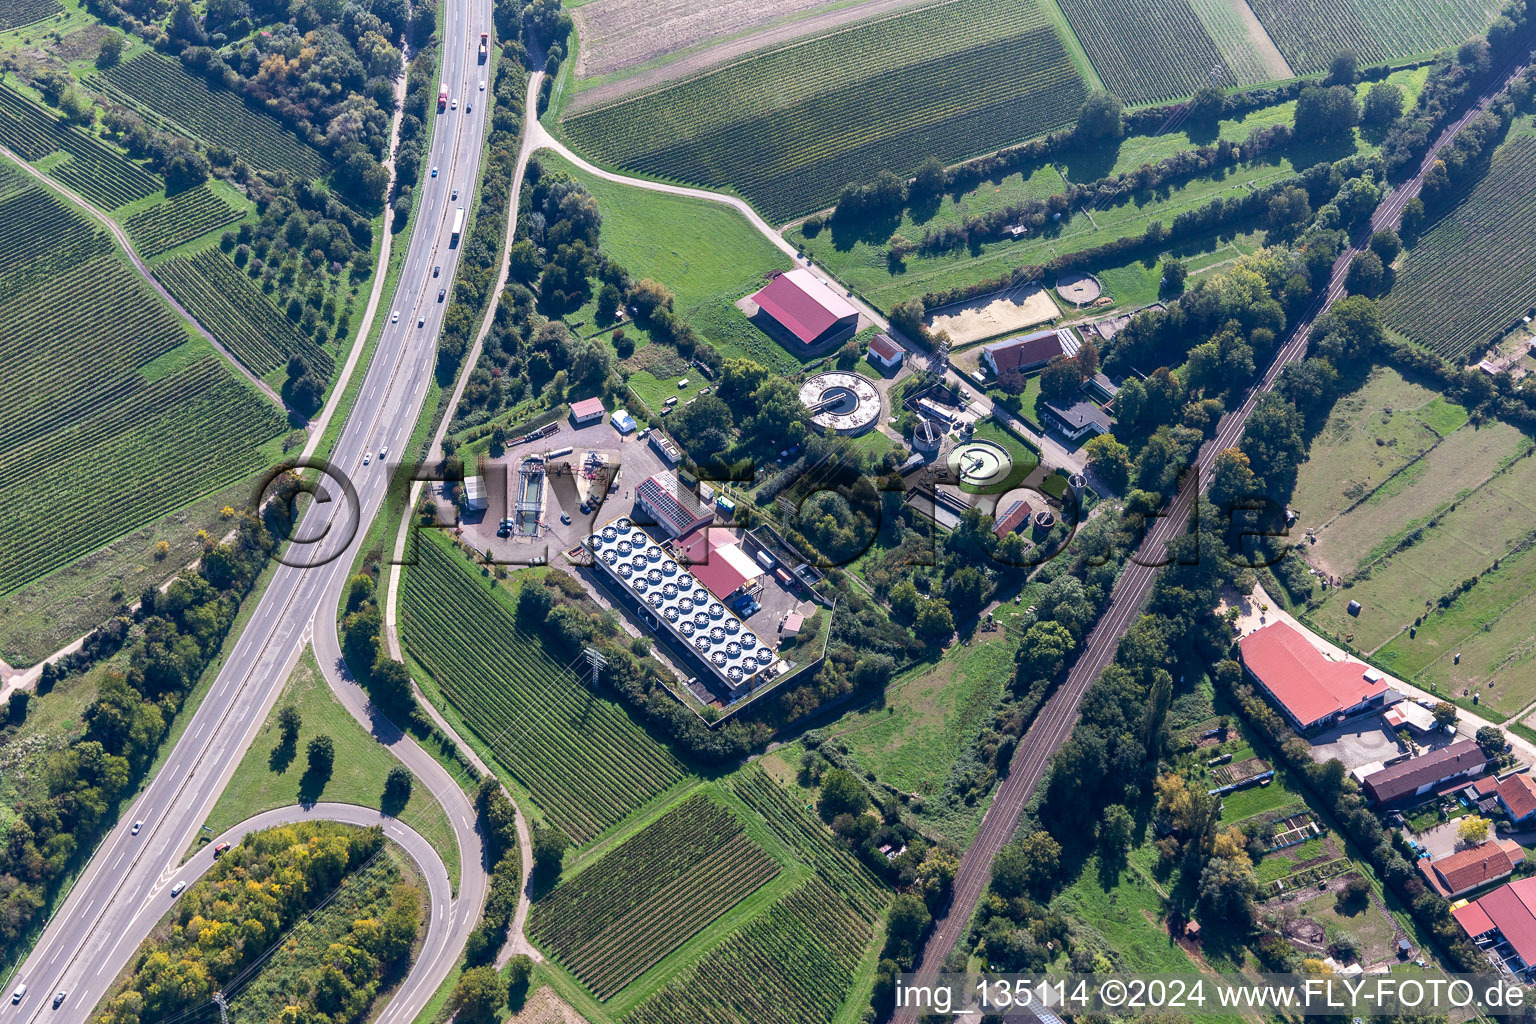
[895,48,1535,1018]
[8,6,505,1021]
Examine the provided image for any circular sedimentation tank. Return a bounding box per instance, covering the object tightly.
[798,371,881,435]
[947,438,1014,490]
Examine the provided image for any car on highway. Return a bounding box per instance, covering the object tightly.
[431,165,438,178]
[466,101,471,112]
[170,881,186,897]
[433,265,440,277]
[52,992,65,1009]
[213,843,231,857]
[390,310,399,323]
[379,446,388,459]
[560,512,571,524]
[451,188,458,200]
[363,452,371,465]
[131,820,142,835]
[450,97,457,109]
[417,315,425,327]
[11,984,25,1004]
[438,288,446,302]
[479,79,485,90]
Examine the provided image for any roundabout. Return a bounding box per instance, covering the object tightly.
[799,371,881,435]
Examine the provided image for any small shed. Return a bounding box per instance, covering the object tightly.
[570,396,605,425]
[611,409,637,434]
[1347,600,1363,616]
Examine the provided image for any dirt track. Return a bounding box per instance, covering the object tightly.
[565,0,941,113]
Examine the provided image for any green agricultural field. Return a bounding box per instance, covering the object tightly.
[1218,777,1297,823]
[1247,0,1501,74]
[0,185,285,596]
[622,876,876,1024]
[1376,539,1536,715]
[530,793,779,1000]
[1287,368,1454,531]
[199,646,460,886]
[158,247,336,380]
[0,82,161,208]
[561,0,1089,221]
[1056,0,1244,104]
[97,53,328,178]
[0,0,59,29]
[789,69,1417,313]
[1310,449,1536,652]
[1382,131,1536,363]
[125,183,246,257]
[399,534,688,844]
[534,150,798,372]
[730,766,889,920]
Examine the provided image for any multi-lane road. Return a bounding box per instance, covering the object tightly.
[9,5,506,1019]
[895,47,1535,1018]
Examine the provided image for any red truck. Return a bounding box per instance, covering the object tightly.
[478,32,488,63]
[437,86,448,111]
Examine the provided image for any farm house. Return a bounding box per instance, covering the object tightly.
[746,268,859,353]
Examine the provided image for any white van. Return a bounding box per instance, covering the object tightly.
[170,881,187,897]
[11,984,25,1004]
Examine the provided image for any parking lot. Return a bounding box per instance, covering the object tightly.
[456,417,675,564]
[1309,709,1467,772]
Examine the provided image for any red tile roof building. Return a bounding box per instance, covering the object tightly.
[569,396,605,423]
[1361,739,1488,805]
[1495,772,1536,822]
[993,498,1034,539]
[1419,840,1524,898]
[678,529,763,601]
[1237,622,1392,733]
[981,328,1081,376]
[749,269,860,350]
[1454,875,1536,979]
[867,332,904,369]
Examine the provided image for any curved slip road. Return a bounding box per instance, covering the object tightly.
[894,47,1536,1018]
[7,6,509,1021]
[69,803,450,1020]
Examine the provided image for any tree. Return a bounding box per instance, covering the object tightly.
[1187,84,1225,127]
[1294,84,1360,140]
[1458,815,1490,845]
[1336,874,1371,912]
[883,892,931,964]
[819,769,870,818]
[96,31,125,68]
[306,734,335,775]
[1016,620,1075,681]
[913,598,955,644]
[505,954,534,1009]
[1198,855,1257,926]
[1097,804,1135,862]
[1346,250,1384,295]
[1432,701,1458,730]
[1161,258,1188,295]
[992,831,1061,898]
[1040,355,1084,403]
[384,766,413,803]
[1476,725,1506,755]
[531,825,569,877]
[449,966,503,1024]
[369,658,414,709]
[277,705,302,746]
[910,155,946,199]
[1075,90,1124,140]
[1267,185,1312,237]
[1362,81,1404,127]
[595,281,621,324]
[1326,51,1358,86]
[1369,228,1401,265]
[1083,434,1131,492]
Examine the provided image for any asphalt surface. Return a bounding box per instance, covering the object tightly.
[895,49,1535,1017]
[8,8,502,1021]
